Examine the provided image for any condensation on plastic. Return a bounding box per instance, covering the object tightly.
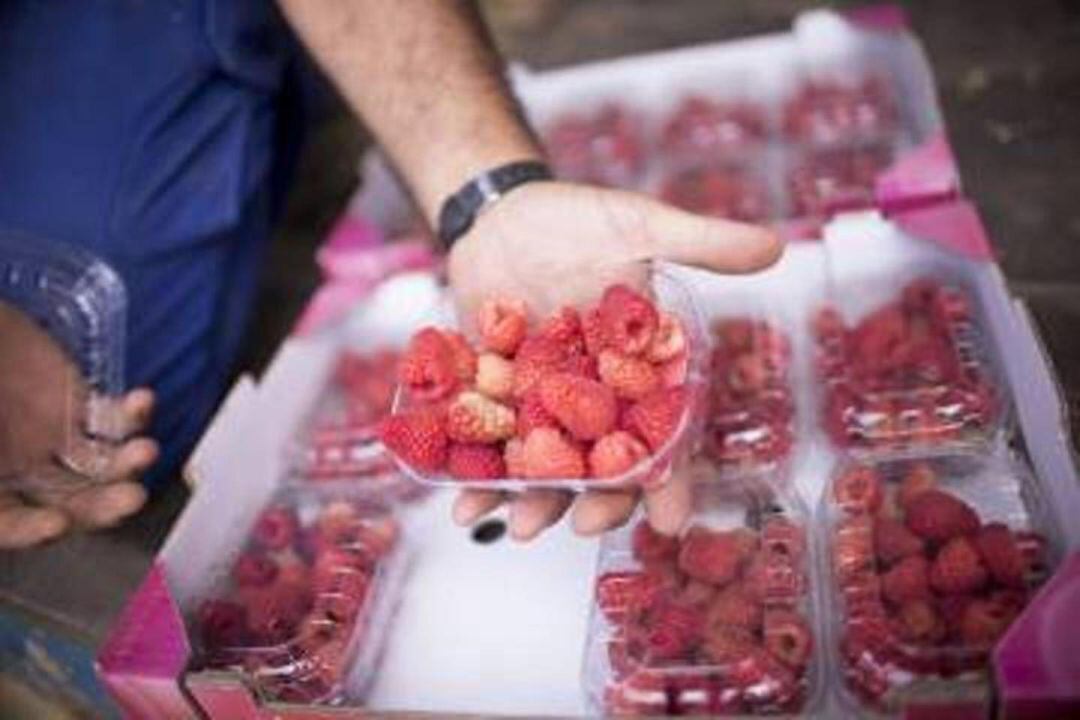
[388,265,709,492]
[814,267,1007,462]
[581,479,825,717]
[190,487,409,705]
[0,231,126,487]
[819,454,1059,717]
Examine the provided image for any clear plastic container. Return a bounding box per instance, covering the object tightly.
[0,232,126,488]
[781,74,901,147]
[582,481,823,716]
[656,94,771,167]
[383,267,709,491]
[703,314,797,482]
[656,161,775,225]
[541,102,649,189]
[820,455,1057,716]
[190,488,408,704]
[814,273,1004,460]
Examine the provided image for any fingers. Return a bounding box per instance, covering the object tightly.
[507,490,573,541]
[642,463,693,535]
[572,489,640,536]
[620,193,784,274]
[0,492,68,549]
[120,389,155,436]
[104,437,159,485]
[452,490,505,526]
[56,481,148,529]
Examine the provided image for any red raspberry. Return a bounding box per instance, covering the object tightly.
[398,327,459,402]
[536,306,584,355]
[833,515,875,583]
[378,406,449,473]
[442,330,477,383]
[515,388,557,437]
[597,350,660,401]
[678,579,718,608]
[503,437,527,477]
[646,312,688,363]
[446,443,506,480]
[232,551,279,588]
[595,570,667,624]
[764,610,813,669]
[706,583,763,633]
[276,555,311,590]
[937,594,976,639]
[930,536,989,595]
[638,597,704,662]
[312,566,370,622]
[512,336,568,397]
[241,580,311,644]
[581,306,607,357]
[714,318,754,353]
[253,505,299,551]
[446,391,515,444]
[313,500,362,548]
[895,600,946,645]
[702,623,757,665]
[744,551,804,607]
[678,526,749,586]
[474,353,514,401]
[975,522,1026,588]
[958,597,1017,647]
[623,387,687,451]
[1015,531,1049,575]
[728,353,773,394]
[562,352,599,379]
[598,284,659,357]
[873,516,925,567]
[904,490,980,543]
[841,571,884,615]
[520,428,586,479]
[881,555,931,606]
[353,516,399,558]
[897,462,938,510]
[631,520,679,565]
[538,372,618,441]
[198,599,249,649]
[832,464,884,514]
[478,297,528,356]
[589,431,649,478]
[761,517,805,565]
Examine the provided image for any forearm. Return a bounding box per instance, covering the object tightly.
[278,0,541,223]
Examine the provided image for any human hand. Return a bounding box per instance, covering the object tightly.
[446,181,782,540]
[0,302,158,549]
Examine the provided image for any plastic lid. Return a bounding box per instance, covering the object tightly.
[0,231,126,487]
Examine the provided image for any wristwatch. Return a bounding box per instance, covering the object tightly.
[436,160,553,249]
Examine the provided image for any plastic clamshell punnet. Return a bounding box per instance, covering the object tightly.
[0,231,126,488]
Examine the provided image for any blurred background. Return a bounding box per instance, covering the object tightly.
[2,1,1078,716]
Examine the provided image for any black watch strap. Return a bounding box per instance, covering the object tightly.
[436,160,553,249]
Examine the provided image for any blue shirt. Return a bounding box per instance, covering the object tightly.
[0,1,297,487]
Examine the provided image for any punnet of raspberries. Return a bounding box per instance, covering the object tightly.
[378,282,700,487]
[704,318,795,476]
[658,96,769,164]
[658,165,771,224]
[827,460,1050,711]
[590,506,815,717]
[786,141,894,217]
[542,103,646,189]
[814,278,1000,457]
[782,76,899,146]
[194,497,401,704]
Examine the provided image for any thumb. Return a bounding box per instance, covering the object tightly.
[622,193,784,274]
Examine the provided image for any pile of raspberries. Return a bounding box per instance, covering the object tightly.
[379,284,693,483]
[594,517,813,716]
[704,318,795,474]
[830,461,1047,708]
[543,104,646,189]
[814,278,998,454]
[195,499,399,703]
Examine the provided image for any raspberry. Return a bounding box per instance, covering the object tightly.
[589,431,649,478]
[833,515,875,583]
[975,523,1026,588]
[761,517,805,565]
[446,391,515,444]
[478,297,528,356]
[598,284,659,356]
[678,526,749,586]
[958,597,1016,647]
[241,581,311,644]
[729,353,773,394]
[379,406,449,472]
[678,579,718,608]
[895,600,946,644]
[314,501,363,548]
[702,624,757,665]
[832,465,884,514]
[597,350,660,400]
[562,352,599,379]
[657,351,690,389]
[442,330,477,383]
[399,327,459,402]
[639,597,704,662]
[631,520,679,565]
[511,390,552,439]
[596,570,666,624]
[743,551,803,607]
[897,462,938,510]
[474,353,514,400]
[930,536,989,595]
[714,318,754,353]
[232,551,279,588]
[763,610,813,669]
[312,566,369,621]
[904,490,980,543]
[706,583,762,632]
[538,372,618,441]
[646,312,688,363]
[811,306,846,345]
[198,599,249,649]
[503,437,527,477]
[521,428,586,479]
[881,555,931,606]
[623,387,687,451]
[353,516,399,558]
[537,306,584,355]
[512,336,567,397]
[873,516,925,567]
[253,506,299,551]
[276,556,312,590]
[447,443,506,480]
[581,306,607,357]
